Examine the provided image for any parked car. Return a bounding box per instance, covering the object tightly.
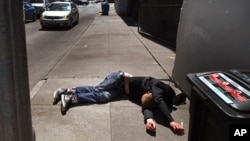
[23,1,37,22]
[93,0,104,3]
[40,2,79,29]
[71,0,89,5]
[28,0,49,17]
[48,0,72,3]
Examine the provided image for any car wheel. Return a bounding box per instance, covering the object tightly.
[41,25,47,30]
[32,14,37,22]
[68,18,73,29]
[75,16,79,25]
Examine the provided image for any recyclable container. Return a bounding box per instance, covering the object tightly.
[187,69,250,141]
[101,1,109,15]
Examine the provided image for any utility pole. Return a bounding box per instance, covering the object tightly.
[0,0,34,141]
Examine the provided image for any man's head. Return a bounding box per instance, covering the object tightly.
[141,92,156,108]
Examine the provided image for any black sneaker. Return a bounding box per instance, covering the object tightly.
[61,94,77,115]
[174,93,187,106]
[53,88,67,105]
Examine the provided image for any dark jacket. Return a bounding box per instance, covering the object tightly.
[128,77,176,123]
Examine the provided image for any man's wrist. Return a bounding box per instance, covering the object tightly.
[146,118,154,122]
[168,121,174,125]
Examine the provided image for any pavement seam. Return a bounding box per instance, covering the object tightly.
[30,79,47,100]
[131,28,174,83]
[43,15,95,80]
[39,2,99,82]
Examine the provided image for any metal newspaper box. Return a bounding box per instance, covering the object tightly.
[187,69,250,141]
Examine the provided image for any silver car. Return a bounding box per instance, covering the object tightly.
[40,2,79,29]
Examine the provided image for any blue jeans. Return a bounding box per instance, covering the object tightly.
[75,72,124,103]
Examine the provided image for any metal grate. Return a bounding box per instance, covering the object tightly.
[138,4,182,46]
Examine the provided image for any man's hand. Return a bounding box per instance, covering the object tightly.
[169,121,185,135]
[146,118,156,132]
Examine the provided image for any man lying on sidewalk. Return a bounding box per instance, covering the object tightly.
[53,71,186,135]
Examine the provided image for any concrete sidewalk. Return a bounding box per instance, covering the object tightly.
[31,3,190,141]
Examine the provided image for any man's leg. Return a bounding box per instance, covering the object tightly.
[53,88,76,105]
[76,88,98,103]
[97,71,124,90]
[60,84,112,115]
[59,86,96,115]
[76,87,122,103]
[60,71,125,114]
[61,93,78,115]
[53,88,67,105]
[72,71,124,103]
[95,71,125,100]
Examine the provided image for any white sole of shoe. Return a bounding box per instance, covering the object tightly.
[61,94,66,111]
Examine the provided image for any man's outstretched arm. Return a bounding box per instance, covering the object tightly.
[143,108,156,132]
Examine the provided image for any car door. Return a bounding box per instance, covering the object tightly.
[24,3,34,20]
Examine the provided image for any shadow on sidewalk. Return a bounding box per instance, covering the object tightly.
[61,94,129,115]
[120,15,177,52]
[60,92,183,136]
[120,16,138,27]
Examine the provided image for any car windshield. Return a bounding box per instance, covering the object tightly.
[47,3,70,11]
[24,2,33,8]
[48,0,72,2]
[29,0,48,3]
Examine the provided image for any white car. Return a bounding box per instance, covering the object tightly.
[40,2,79,29]
[71,0,89,5]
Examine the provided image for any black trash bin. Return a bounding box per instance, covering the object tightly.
[187,69,250,141]
[101,1,109,15]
